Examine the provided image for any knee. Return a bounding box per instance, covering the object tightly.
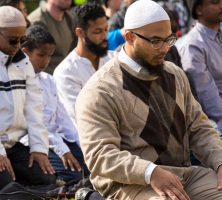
[35,174,56,185]
[0,171,13,190]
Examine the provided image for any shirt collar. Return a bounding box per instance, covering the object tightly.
[118,46,143,73]
[118,46,159,80]
[0,51,10,66]
[196,22,222,41]
[1,50,27,68]
[35,72,41,78]
[73,48,107,69]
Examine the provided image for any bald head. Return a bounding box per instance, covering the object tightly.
[0,6,26,28]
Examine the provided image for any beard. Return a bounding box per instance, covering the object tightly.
[57,1,72,12]
[133,50,164,75]
[85,36,108,57]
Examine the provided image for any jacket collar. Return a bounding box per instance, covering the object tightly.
[0,49,26,67]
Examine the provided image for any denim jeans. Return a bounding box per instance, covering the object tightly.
[0,171,11,190]
[48,140,90,182]
[0,142,56,190]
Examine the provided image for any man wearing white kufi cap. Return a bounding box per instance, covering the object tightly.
[75,0,222,199]
[0,6,56,189]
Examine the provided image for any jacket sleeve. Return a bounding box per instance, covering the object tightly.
[55,88,79,142]
[76,84,149,186]
[24,61,49,155]
[48,131,70,157]
[49,79,78,157]
[0,143,6,156]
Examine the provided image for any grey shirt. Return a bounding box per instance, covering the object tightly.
[178,22,222,132]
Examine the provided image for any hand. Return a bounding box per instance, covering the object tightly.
[150,167,190,200]
[29,152,55,175]
[0,155,15,180]
[60,152,81,172]
[217,165,222,189]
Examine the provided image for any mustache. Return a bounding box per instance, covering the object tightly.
[154,53,167,58]
[99,39,108,46]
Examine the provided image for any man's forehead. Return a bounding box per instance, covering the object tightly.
[0,27,26,36]
[139,20,171,31]
[87,17,108,28]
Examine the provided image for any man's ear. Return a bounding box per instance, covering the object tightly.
[195,4,203,18]
[21,47,31,56]
[75,27,85,38]
[125,30,135,45]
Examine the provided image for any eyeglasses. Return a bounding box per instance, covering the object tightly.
[0,32,26,46]
[131,31,177,49]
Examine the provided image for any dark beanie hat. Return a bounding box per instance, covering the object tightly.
[186,0,202,19]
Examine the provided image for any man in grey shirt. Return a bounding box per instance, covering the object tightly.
[178,0,222,134]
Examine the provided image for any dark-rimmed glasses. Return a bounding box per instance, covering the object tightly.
[0,32,26,46]
[131,31,177,49]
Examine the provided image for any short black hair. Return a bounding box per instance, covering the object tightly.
[0,0,23,7]
[73,2,106,30]
[22,25,56,52]
[102,0,109,8]
[164,8,179,34]
[186,0,203,19]
[192,0,203,19]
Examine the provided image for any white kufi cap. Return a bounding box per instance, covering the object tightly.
[124,0,169,30]
[0,6,26,28]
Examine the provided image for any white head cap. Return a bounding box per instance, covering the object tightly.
[0,6,26,28]
[124,0,169,30]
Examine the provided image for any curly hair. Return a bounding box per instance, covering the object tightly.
[73,2,106,30]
